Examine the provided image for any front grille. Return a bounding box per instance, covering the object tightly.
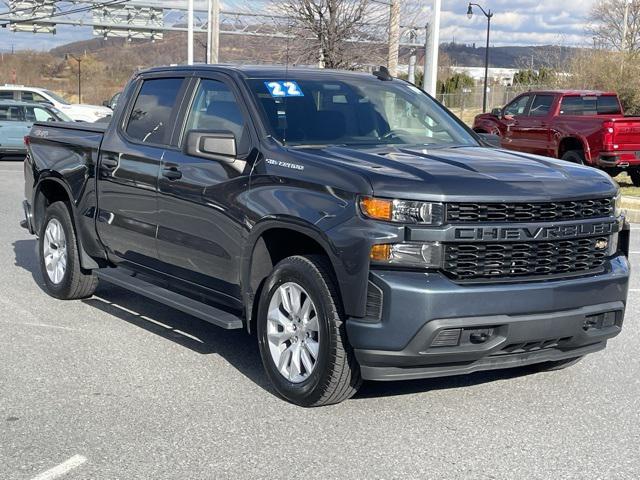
[444,237,609,281]
[446,198,614,223]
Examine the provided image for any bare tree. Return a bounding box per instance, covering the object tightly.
[276,0,378,69]
[589,0,640,53]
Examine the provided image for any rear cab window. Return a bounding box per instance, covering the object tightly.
[560,95,622,116]
[125,77,186,146]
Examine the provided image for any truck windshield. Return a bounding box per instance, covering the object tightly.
[246,77,478,147]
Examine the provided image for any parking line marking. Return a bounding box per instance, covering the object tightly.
[31,455,87,480]
[629,289,640,292]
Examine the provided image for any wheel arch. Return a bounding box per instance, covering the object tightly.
[33,176,99,269]
[557,136,588,160]
[242,220,344,334]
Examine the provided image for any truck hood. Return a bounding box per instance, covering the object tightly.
[292,145,617,202]
[58,103,112,120]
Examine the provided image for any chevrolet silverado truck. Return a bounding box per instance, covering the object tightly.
[473,90,640,184]
[22,66,630,406]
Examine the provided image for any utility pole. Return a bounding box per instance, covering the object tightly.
[467,3,493,112]
[65,53,82,104]
[187,0,194,65]
[424,0,441,96]
[207,0,220,64]
[387,0,400,77]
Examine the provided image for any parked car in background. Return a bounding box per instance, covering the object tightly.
[0,100,72,160]
[473,90,640,184]
[0,85,112,122]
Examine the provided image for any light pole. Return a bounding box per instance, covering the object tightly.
[64,53,82,104]
[467,3,493,113]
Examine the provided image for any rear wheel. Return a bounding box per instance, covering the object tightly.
[561,150,585,165]
[38,201,98,300]
[629,169,640,187]
[257,255,361,407]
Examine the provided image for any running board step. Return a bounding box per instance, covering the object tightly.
[95,268,244,330]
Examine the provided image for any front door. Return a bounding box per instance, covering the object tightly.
[156,76,255,304]
[96,76,189,268]
[501,94,531,152]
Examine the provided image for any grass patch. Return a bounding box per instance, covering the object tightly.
[614,172,640,197]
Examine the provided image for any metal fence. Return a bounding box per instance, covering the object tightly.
[436,85,547,124]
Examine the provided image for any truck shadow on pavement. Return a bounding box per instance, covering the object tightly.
[13,238,545,402]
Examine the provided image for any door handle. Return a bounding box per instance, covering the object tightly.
[101,156,119,169]
[162,166,182,180]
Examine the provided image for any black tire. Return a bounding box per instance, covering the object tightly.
[561,150,585,165]
[533,356,584,372]
[629,169,640,187]
[38,201,98,300]
[257,255,361,407]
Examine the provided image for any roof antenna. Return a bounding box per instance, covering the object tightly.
[373,65,393,81]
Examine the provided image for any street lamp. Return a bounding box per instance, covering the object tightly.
[64,53,82,104]
[467,3,493,113]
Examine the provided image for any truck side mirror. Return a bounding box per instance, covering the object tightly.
[185,130,237,162]
[477,133,501,148]
[102,100,110,107]
[491,107,502,118]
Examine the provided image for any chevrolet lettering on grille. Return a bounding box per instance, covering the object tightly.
[454,222,616,241]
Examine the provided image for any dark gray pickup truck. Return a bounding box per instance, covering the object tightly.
[22,65,630,406]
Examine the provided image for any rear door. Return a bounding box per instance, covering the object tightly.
[501,94,532,152]
[155,74,255,304]
[96,75,190,268]
[522,94,556,156]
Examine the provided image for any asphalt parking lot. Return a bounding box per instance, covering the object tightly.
[1,160,639,480]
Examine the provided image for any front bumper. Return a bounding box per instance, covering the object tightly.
[347,255,629,381]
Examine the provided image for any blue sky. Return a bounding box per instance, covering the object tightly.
[0,0,595,53]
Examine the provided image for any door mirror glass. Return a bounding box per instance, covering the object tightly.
[185,130,237,162]
[491,107,502,118]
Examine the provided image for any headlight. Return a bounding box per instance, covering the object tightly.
[370,242,443,268]
[614,192,622,217]
[360,196,443,225]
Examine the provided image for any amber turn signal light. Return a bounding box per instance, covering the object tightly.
[360,197,392,221]
[370,244,391,261]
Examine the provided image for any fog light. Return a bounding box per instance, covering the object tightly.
[431,328,462,347]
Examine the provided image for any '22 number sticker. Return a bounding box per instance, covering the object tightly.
[264,81,304,97]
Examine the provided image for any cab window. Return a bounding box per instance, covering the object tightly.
[184,79,249,154]
[504,95,530,117]
[529,95,554,116]
[25,106,56,122]
[126,77,185,145]
[21,91,48,103]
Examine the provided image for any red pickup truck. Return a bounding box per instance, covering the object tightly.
[473,90,640,185]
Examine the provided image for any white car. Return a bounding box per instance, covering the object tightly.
[0,85,112,122]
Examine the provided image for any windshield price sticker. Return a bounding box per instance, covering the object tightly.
[265,81,304,97]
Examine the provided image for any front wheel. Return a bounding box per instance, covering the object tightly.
[38,201,98,300]
[257,255,361,407]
